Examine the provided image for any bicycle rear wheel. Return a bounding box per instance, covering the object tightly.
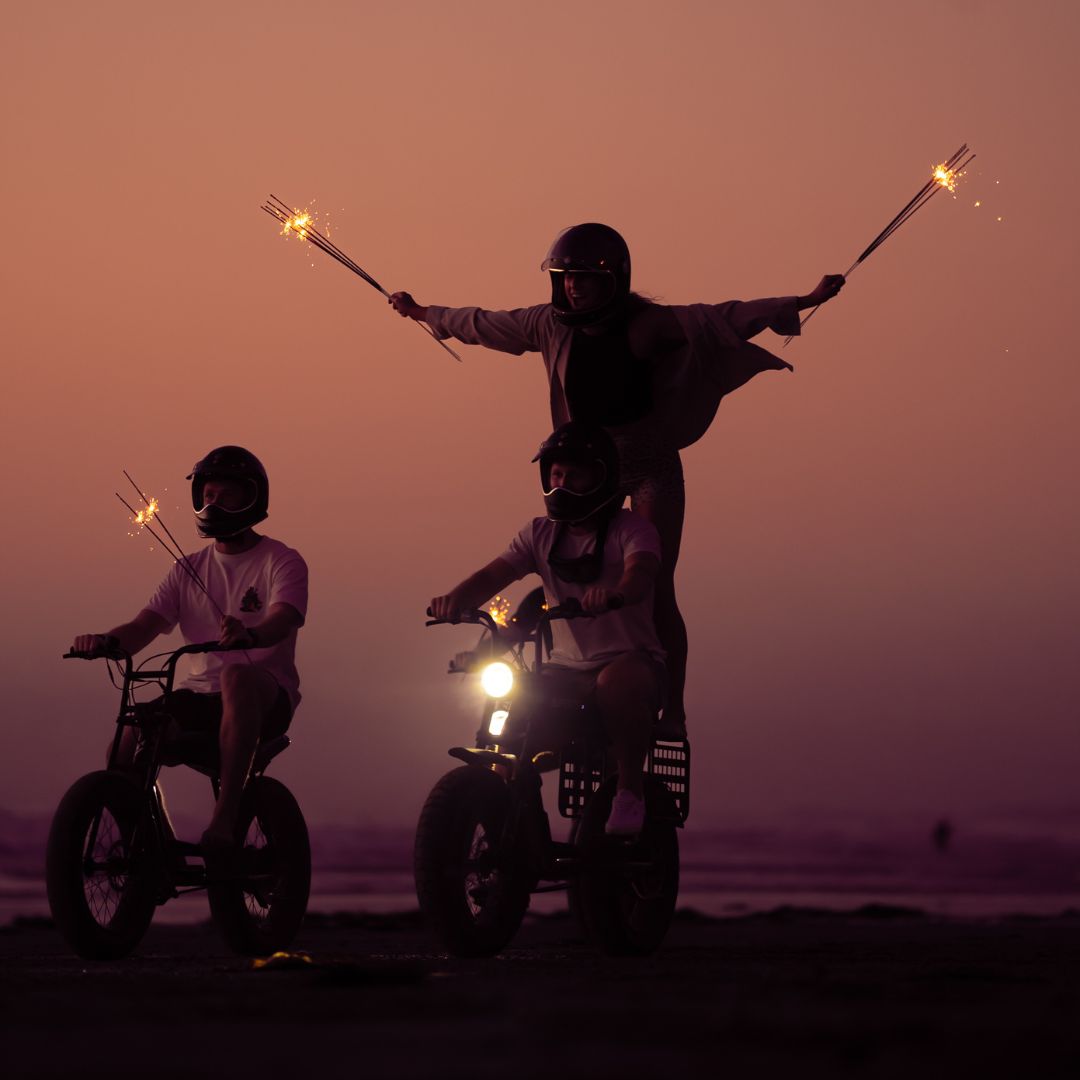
[46,770,158,960]
[569,776,680,956]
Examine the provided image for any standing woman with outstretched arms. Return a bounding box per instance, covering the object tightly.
[390,223,844,731]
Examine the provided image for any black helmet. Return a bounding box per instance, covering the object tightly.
[187,446,269,539]
[541,223,631,328]
[532,422,621,524]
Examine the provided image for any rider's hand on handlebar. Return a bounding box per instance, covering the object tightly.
[219,615,255,649]
[70,633,117,657]
[429,594,464,623]
[581,587,624,613]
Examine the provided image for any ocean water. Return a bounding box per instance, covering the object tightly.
[5,817,1080,926]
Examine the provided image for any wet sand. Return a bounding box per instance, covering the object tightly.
[4,907,1080,1078]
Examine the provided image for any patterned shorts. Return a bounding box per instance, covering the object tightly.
[611,430,685,504]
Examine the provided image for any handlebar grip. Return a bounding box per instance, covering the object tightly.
[425,608,486,627]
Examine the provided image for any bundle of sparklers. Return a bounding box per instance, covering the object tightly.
[789,143,975,342]
[116,471,225,620]
[260,194,461,361]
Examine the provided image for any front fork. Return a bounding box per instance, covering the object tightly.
[502,760,578,887]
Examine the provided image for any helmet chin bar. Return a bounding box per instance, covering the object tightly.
[543,488,621,526]
[195,500,259,540]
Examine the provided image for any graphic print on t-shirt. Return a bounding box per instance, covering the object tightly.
[240,586,262,613]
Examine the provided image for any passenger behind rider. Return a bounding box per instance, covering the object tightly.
[429,422,664,836]
[68,446,308,854]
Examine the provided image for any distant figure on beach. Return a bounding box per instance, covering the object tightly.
[429,422,665,836]
[69,446,308,853]
[932,818,954,853]
[391,223,845,731]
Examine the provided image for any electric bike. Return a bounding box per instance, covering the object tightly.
[414,601,690,957]
[46,642,310,960]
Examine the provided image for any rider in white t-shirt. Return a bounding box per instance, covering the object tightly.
[70,446,308,852]
[429,423,664,836]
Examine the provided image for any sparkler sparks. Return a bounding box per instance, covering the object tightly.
[133,498,159,527]
[280,211,314,241]
[117,472,226,620]
[786,143,976,345]
[261,193,462,362]
[486,595,512,628]
[932,162,962,193]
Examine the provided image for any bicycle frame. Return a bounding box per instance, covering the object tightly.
[429,602,687,888]
[66,640,249,896]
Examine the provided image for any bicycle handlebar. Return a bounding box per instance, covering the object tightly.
[426,596,622,632]
[62,640,246,662]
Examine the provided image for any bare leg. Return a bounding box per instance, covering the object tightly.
[630,477,687,729]
[202,664,278,847]
[595,653,661,797]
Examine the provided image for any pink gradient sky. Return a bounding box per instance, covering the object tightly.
[2,1,1076,831]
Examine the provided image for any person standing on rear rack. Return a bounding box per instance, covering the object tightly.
[393,223,845,734]
[430,423,664,836]
[69,446,308,854]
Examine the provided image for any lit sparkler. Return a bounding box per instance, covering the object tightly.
[786,143,976,344]
[261,194,462,362]
[280,211,313,241]
[486,595,512,628]
[117,472,225,619]
[134,497,159,527]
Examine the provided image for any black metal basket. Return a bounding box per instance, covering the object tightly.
[558,734,691,824]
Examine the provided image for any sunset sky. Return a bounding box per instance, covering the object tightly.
[2,0,1076,834]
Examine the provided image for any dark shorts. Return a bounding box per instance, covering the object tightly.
[543,652,668,714]
[159,687,293,741]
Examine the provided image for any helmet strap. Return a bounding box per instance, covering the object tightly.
[547,513,612,585]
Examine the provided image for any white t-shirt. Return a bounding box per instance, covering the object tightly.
[498,510,664,671]
[144,535,308,709]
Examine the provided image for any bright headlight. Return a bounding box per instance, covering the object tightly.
[480,661,514,698]
[488,709,509,737]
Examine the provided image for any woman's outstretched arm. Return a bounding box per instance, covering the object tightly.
[713,274,846,341]
[390,291,549,355]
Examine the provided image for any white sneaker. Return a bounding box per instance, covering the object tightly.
[605,789,646,836]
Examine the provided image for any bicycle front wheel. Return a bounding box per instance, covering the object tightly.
[46,770,158,960]
[414,766,531,957]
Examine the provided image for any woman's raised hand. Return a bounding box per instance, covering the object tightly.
[806,275,846,306]
[389,291,428,321]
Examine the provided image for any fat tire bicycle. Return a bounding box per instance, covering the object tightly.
[415,601,690,957]
[47,642,310,960]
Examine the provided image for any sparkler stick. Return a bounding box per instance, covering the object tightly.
[118,478,255,662]
[122,470,199,579]
[266,196,387,292]
[785,145,975,345]
[115,493,225,617]
[262,195,462,362]
[115,490,226,617]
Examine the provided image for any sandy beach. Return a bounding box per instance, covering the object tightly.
[5,906,1080,1079]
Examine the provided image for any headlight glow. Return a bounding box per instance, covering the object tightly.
[488,709,509,737]
[480,661,514,698]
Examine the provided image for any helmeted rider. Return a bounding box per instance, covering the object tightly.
[69,446,309,855]
[391,223,845,734]
[429,421,665,836]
